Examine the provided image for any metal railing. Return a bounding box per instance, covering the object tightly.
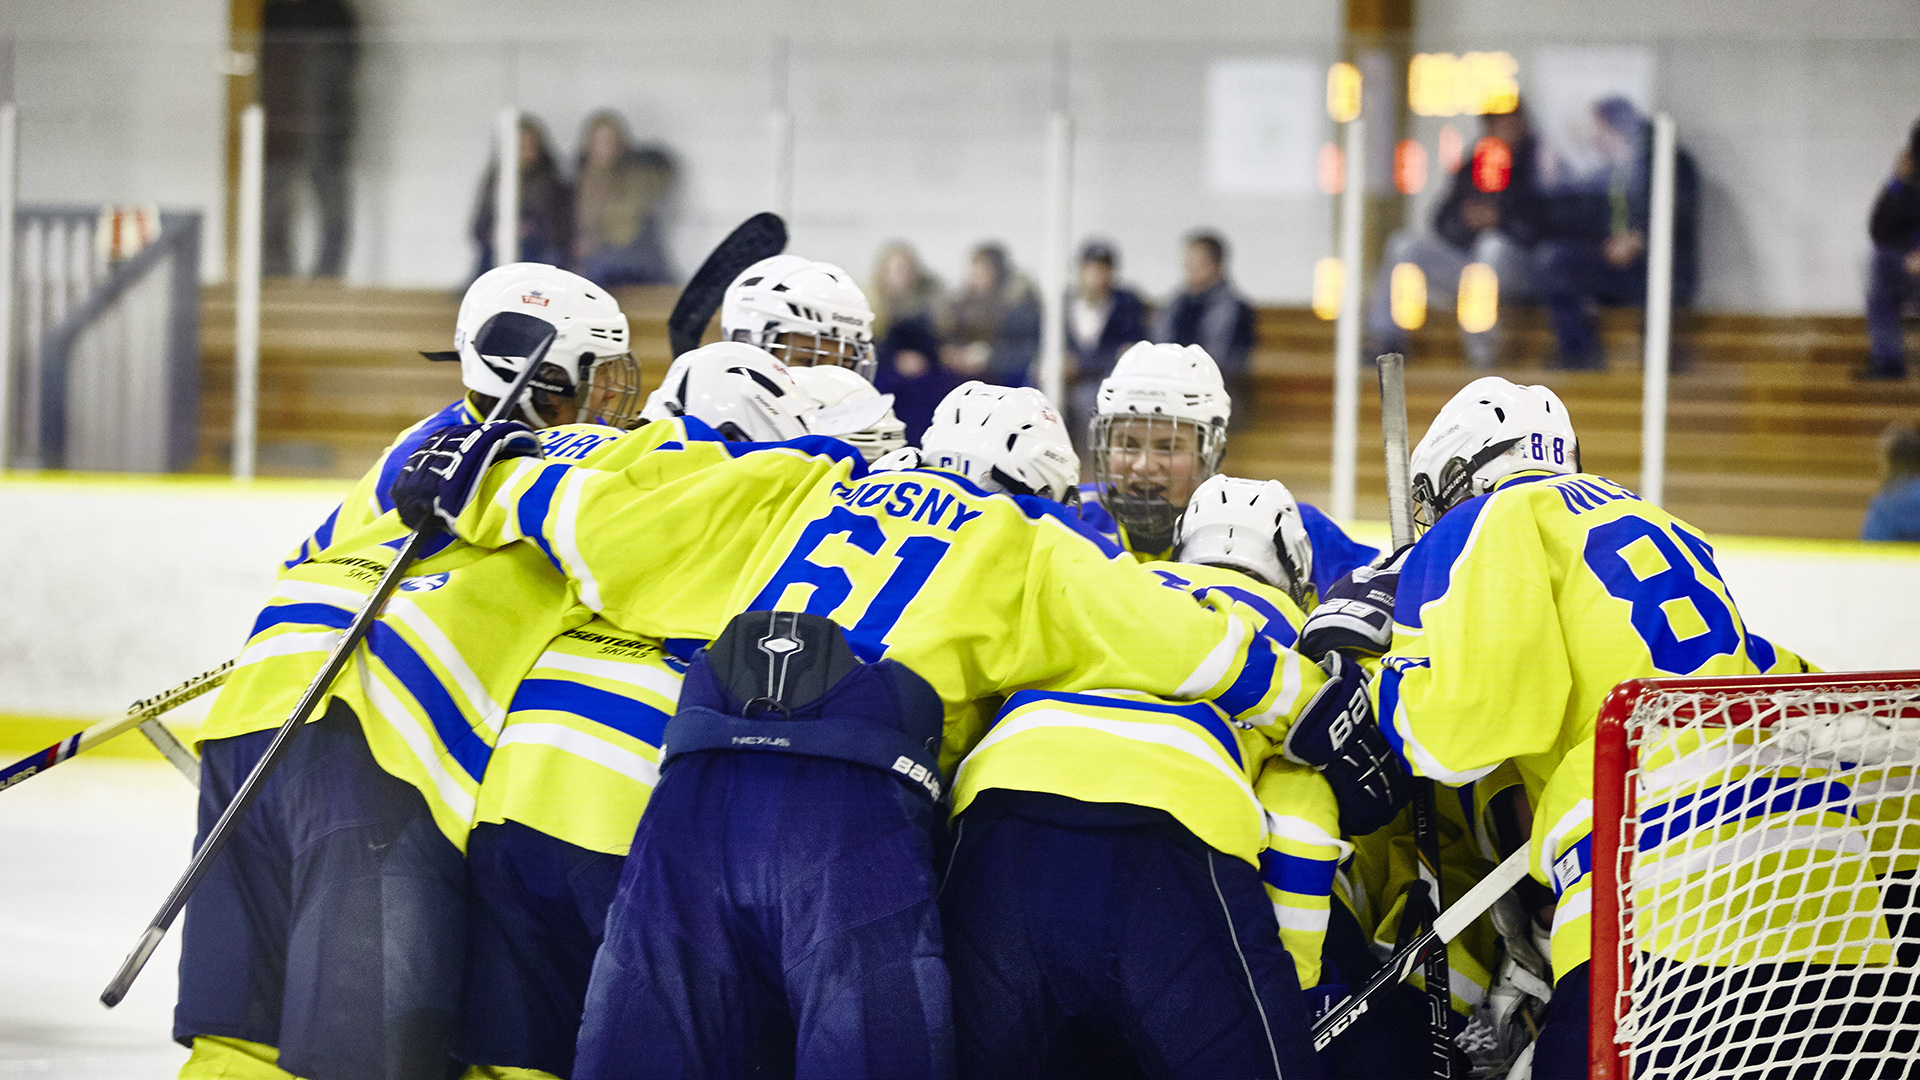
[6,207,201,470]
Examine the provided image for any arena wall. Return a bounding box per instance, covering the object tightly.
[2,478,1914,740]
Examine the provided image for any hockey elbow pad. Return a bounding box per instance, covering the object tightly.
[391,421,542,534]
[1283,652,1412,836]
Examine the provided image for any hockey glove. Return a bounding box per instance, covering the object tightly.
[391,421,542,534]
[1297,544,1411,661]
[1283,652,1413,836]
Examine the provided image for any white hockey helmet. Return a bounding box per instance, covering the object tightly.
[1092,342,1233,555]
[788,364,907,463]
[432,262,639,429]
[637,341,814,443]
[722,254,877,380]
[1176,475,1315,608]
[920,381,1080,503]
[1410,376,1579,531]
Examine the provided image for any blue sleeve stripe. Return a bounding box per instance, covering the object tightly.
[1394,492,1495,630]
[1211,635,1280,720]
[1376,665,1412,767]
[1298,502,1381,598]
[518,463,571,572]
[314,505,339,550]
[1638,777,1854,852]
[507,678,671,748]
[365,622,491,782]
[998,689,1241,767]
[1194,585,1297,646]
[375,401,469,514]
[250,602,355,640]
[1260,848,1338,897]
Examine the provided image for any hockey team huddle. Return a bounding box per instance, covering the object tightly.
[169,252,1822,1080]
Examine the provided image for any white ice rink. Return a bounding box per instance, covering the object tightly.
[0,758,194,1078]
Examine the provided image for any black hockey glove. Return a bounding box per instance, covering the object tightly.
[391,421,542,534]
[1283,652,1413,836]
[1298,544,1411,661]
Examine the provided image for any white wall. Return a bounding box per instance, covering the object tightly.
[2,480,1915,722]
[4,0,1916,310]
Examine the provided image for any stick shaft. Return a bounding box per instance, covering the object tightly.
[102,333,553,1008]
[0,660,231,794]
[140,719,200,787]
[1312,847,1529,1049]
[1377,352,1415,551]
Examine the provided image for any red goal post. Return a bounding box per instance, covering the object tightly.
[1591,670,1920,1080]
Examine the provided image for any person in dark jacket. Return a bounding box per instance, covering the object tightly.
[1065,240,1149,452]
[1365,105,1548,368]
[1157,232,1256,423]
[942,243,1042,388]
[572,111,678,287]
[470,117,573,279]
[1535,96,1700,370]
[1862,119,1920,381]
[259,0,358,278]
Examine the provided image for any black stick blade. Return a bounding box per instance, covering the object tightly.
[667,212,787,357]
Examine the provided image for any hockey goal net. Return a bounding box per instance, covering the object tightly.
[1592,671,1920,1080]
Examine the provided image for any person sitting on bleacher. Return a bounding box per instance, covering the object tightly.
[1862,421,1920,542]
[1536,97,1699,370]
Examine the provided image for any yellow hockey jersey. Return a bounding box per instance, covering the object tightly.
[203,419,755,847]
[1374,470,1813,980]
[472,618,683,855]
[451,461,1331,771]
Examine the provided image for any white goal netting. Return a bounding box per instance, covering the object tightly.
[1603,678,1920,1080]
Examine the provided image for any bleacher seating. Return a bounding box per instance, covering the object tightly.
[197,282,1918,540]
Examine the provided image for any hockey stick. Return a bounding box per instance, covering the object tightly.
[1377,351,1452,1078]
[140,719,200,787]
[1313,846,1532,1050]
[99,323,557,1009]
[0,660,231,795]
[666,212,787,357]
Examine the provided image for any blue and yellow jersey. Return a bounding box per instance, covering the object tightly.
[473,618,684,855]
[1373,470,1815,980]
[1256,757,1350,989]
[454,462,1332,771]
[282,397,481,572]
[202,419,758,847]
[1076,484,1379,601]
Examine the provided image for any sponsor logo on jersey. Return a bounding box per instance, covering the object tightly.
[398,572,451,593]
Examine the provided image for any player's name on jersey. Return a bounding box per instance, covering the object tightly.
[827,477,986,533]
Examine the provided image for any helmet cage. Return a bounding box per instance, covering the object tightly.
[1411,437,1521,533]
[579,351,644,429]
[1092,412,1225,556]
[732,327,877,382]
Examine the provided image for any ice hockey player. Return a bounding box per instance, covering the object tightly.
[281,262,640,571]
[942,473,1343,1079]
[454,345,829,1080]
[394,380,1337,1078]
[1081,341,1376,597]
[721,253,877,378]
[173,342,847,1080]
[1279,376,1814,1079]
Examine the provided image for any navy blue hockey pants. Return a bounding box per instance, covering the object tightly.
[455,819,623,1077]
[174,698,467,1080]
[573,751,954,1080]
[940,790,1323,1080]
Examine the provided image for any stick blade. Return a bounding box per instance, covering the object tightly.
[667,212,788,357]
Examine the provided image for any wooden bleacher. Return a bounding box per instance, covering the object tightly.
[198,282,1918,540]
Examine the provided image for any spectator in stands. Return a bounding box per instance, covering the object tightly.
[1862,422,1920,541]
[1158,231,1256,421]
[942,243,1041,387]
[572,111,678,287]
[259,0,358,278]
[870,241,946,336]
[869,242,956,445]
[1064,239,1148,450]
[1535,97,1699,370]
[1862,118,1920,381]
[1365,104,1548,368]
[470,117,572,280]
